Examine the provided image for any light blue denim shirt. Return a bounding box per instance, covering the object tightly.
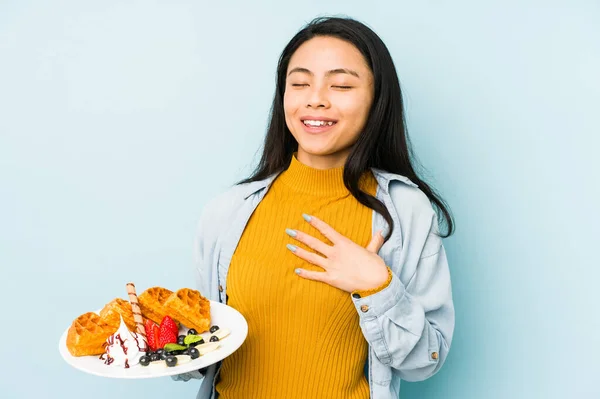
[175,168,455,399]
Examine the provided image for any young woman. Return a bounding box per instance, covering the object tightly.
[175,16,455,399]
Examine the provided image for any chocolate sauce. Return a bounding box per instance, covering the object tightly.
[101,329,147,367]
[133,334,148,352]
[100,353,115,365]
[118,335,129,355]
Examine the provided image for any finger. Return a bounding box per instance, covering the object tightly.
[286,228,333,257]
[365,230,385,253]
[295,267,329,283]
[287,244,329,269]
[302,214,344,244]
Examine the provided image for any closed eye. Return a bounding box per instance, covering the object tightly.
[333,86,352,89]
[291,83,309,87]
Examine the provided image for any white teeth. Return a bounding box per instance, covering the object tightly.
[303,120,335,127]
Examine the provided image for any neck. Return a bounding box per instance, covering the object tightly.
[278,153,347,196]
[296,147,350,169]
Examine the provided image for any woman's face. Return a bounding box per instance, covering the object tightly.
[284,36,374,169]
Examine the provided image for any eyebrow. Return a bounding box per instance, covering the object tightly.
[287,67,360,78]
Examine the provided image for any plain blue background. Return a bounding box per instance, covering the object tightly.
[1,1,598,398]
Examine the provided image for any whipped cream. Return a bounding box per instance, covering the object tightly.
[100,317,148,368]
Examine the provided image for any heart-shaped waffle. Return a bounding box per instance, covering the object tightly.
[66,312,118,357]
[99,298,138,332]
[138,287,176,326]
[163,288,211,333]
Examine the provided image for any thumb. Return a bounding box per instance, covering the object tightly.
[365,230,385,253]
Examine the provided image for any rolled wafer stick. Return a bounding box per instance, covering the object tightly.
[126,282,147,341]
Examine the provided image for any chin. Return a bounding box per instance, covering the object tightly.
[296,142,335,157]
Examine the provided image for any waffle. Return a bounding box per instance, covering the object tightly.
[66,312,117,357]
[65,286,211,358]
[163,288,211,333]
[138,287,175,326]
[99,298,138,331]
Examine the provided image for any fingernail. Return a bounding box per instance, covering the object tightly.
[295,268,301,274]
[286,244,297,252]
[302,213,312,222]
[285,228,297,237]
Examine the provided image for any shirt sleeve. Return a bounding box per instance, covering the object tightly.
[351,212,455,382]
[352,266,393,298]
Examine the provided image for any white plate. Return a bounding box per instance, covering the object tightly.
[58,300,247,379]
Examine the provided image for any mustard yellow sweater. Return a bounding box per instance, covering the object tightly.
[216,155,388,399]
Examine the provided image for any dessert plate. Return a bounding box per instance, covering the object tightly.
[58,300,247,379]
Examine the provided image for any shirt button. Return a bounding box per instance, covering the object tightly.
[218,285,224,292]
[360,305,369,313]
[431,352,438,360]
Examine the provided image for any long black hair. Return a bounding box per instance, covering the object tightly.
[239,16,454,239]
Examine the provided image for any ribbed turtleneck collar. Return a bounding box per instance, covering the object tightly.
[278,154,348,196]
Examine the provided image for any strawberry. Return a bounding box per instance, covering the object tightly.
[144,319,155,335]
[145,319,160,352]
[160,315,178,336]
[158,320,178,348]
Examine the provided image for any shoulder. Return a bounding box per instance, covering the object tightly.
[382,175,443,256]
[373,169,436,223]
[201,182,256,225]
[387,179,436,222]
[193,183,254,248]
[201,175,275,224]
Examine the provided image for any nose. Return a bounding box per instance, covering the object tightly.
[306,85,330,109]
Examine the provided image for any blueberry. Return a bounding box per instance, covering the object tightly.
[150,353,161,362]
[177,335,186,345]
[139,356,150,366]
[189,338,205,348]
[187,329,197,335]
[209,326,220,333]
[188,347,200,359]
[209,336,219,342]
[167,349,185,356]
[155,348,164,355]
[165,356,178,367]
[160,352,168,360]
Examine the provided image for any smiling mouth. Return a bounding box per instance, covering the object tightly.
[302,119,338,127]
